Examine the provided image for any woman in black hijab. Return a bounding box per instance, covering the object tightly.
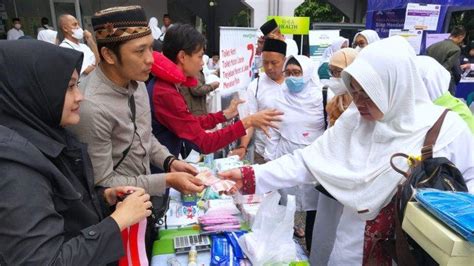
[0,40,152,265]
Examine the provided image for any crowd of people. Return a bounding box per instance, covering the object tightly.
[1,4,474,266]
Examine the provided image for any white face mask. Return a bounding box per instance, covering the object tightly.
[355,46,362,52]
[14,23,21,30]
[71,27,84,40]
[327,77,347,96]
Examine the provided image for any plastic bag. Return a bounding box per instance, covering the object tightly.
[238,192,297,265]
[415,189,474,243]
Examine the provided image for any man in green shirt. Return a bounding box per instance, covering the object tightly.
[427,26,466,95]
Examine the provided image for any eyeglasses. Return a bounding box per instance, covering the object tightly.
[283,69,303,77]
[352,41,367,48]
[349,87,371,102]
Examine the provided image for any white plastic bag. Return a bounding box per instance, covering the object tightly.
[238,192,297,265]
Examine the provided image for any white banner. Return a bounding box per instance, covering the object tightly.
[404,3,441,31]
[308,30,340,65]
[219,27,257,94]
[388,29,423,55]
[218,27,257,116]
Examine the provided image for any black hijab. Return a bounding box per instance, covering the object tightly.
[0,40,83,144]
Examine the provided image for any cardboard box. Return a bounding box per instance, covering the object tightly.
[402,202,474,266]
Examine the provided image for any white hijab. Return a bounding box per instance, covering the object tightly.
[148,17,162,40]
[353,29,380,47]
[302,36,465,220]
[37,29,57,44]
[321,37,348,63]
[278,55,325,144]
[415,55,451,101]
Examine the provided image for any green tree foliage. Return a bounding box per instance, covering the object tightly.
[295,0,346,23]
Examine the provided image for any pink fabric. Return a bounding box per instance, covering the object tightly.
[119,219,149,266]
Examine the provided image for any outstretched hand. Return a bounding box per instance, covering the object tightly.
[223,98,245,119]
[218,168,243,194]
[243,108,284,137]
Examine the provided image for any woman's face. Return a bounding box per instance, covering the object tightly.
[60,70,83,126]
[469,48,474,57]
[354,35,368,48]
[328,65,343,78]
[348,77,384,121]
[284,63,303,77]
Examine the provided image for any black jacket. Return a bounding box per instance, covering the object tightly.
[0,120,124,265]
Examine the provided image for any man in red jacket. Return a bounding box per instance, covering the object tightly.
[148,24,282,157]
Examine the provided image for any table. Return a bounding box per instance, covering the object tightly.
[456,79,474,105]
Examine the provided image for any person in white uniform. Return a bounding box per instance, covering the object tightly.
[7,18,24,40]
[259,18,299,56]
[318,37,349,81]
[229,38,287,163]
[148,17,162,40]
[59,14,99,79]
[37,29,58,45]
[352,29,380,51]
[308,47,359,263]
[221,36,474,265]
[416,55,474,134]
[264,54,327,249]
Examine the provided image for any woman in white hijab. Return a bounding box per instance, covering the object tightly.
[264,55,327,247]
[416,55,474,134]
[265,55,326,161]
[352,29,380,51]
[221,36,474,265]
[318,37,349,80]
[148,17,162,40]
[37,29,58,45]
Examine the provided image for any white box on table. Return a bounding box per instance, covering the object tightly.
[402,202,474,266]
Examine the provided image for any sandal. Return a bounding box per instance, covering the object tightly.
[293,226,305,238]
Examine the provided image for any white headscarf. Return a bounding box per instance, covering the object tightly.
[415,55,451,101]
[321,37,349,64]
[37,29,57,44]
[148,17,162,40]
[278,55,325,144]
[353,29,380,47]
[302,36,465,220]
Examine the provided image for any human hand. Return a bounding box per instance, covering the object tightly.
[104,186,144,206]
[210,81,220,90]
[267,33,285,41]
[218,168,243,194]
[228,147,247,160]
[84,64,96,75]
[166,172,205,194]
[83,29,93,40]
[110,188,152,230]
[461,63,471,71]
[170,159,198,175]
[242,109,283,137]
[223,98,245,119]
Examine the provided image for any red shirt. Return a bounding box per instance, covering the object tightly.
[153,78,246,154]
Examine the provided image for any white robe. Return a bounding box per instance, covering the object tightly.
[249,36,474,265]
[245,73,285,156]
[254,125,474,265]
[264,55,326,211]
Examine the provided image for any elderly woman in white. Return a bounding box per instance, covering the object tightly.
[264,55,327,247]
[221,36,474,265]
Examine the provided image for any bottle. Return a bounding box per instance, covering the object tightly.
[188,245,197,266]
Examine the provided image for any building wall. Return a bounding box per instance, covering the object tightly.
[0,0,168,38]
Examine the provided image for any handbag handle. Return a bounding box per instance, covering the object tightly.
[390,153,412,178]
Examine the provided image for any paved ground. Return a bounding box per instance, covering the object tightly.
[294,211,309,255]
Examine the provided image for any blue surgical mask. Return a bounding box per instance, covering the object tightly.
[285,76,305,94]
